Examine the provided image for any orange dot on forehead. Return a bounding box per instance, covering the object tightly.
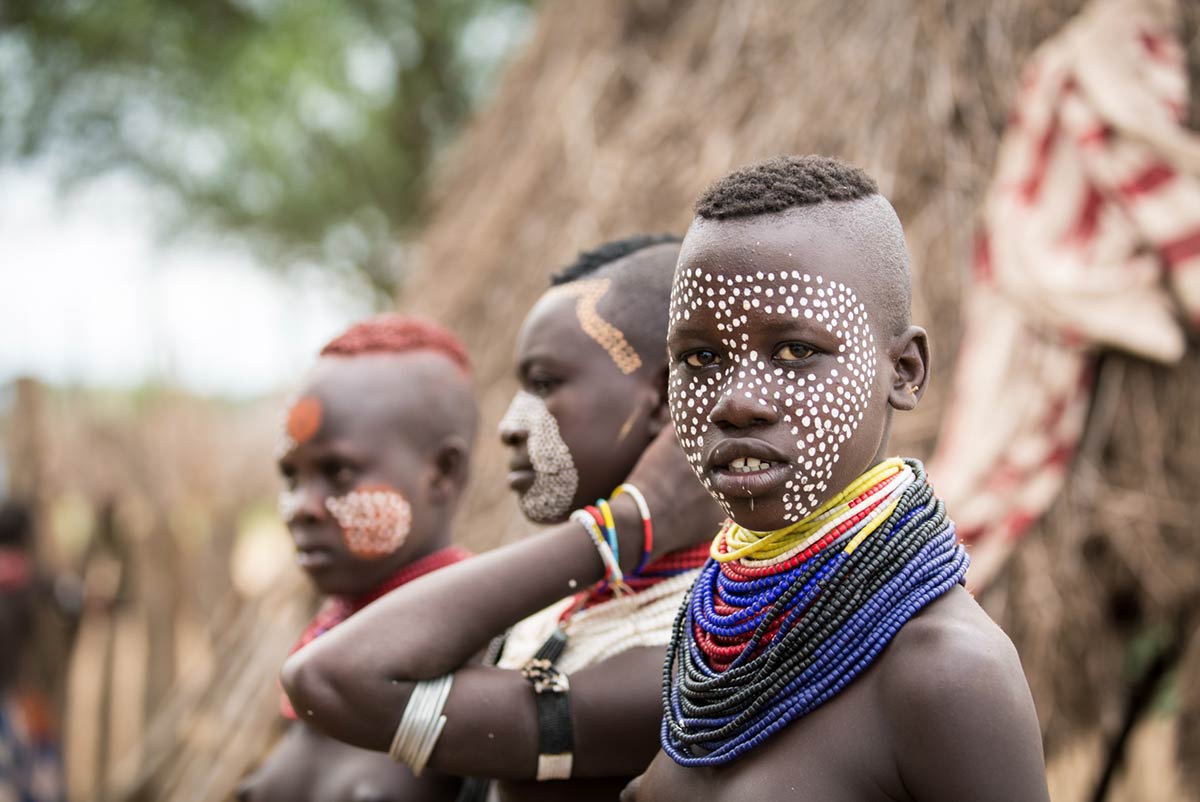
[286,396,324,445]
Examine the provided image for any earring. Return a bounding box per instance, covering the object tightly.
[908,385,920,394]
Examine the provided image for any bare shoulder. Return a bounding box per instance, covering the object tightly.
[876,585,1050,802]
[879,584,1027,716]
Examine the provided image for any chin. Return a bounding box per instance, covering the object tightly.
[303,567,355,597]
[723,499,794,533]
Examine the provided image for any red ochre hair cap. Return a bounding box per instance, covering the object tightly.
[319,315,470,374]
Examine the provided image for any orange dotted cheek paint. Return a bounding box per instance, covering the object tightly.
[325,486,413,559]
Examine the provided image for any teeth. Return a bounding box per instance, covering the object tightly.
[727,456,772,473]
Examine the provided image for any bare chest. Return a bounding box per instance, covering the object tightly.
[628,674,905,802]
[498,776,635,802]
[242,725,457,802]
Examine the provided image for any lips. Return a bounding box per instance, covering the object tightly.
[290,528,339,570]
[704,438,792,498]
[507,455,537,492]
[294,546,335,570]
[507,468,536,492]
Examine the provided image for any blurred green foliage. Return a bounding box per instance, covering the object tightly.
[0,0,533,303]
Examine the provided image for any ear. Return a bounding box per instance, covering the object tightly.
[645,365,672,438]
[887,326,930,412]
[426,435,471,504]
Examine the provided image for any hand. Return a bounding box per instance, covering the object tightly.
[624,423,725,559]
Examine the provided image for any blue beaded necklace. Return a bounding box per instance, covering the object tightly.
[660,459,969,766]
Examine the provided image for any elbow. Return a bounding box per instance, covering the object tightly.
[280,646,336,723]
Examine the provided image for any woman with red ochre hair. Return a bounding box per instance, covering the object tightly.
[237,315,478,802]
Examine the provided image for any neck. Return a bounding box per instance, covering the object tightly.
[713,457,910,566]
[347,540,467,607]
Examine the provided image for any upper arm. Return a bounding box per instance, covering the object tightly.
[432,646,666,780]
[887,623,1050,802]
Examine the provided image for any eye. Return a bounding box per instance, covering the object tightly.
[682,349,719,369]
[774,343,816,362]
[277,462,298,490]
[527,374,560,397]
[320,458,357,490]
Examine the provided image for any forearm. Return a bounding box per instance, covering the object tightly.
[282,499,645,744]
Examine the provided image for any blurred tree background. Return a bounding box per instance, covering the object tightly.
[0,0,533,304]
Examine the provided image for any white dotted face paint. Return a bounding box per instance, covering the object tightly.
[668,266,877,524]
[499,390,579,523]
[325,487,412,559]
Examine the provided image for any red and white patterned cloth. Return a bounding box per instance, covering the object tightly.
[280,546,472,719]
[931,0,1200,589]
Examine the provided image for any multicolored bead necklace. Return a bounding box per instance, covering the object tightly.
[660,458,968,766]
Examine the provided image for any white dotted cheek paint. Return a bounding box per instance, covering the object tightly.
[498,390,579,523]
[668,264,739,517]
[325,486,413,559]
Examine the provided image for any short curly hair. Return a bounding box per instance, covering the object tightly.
[695,155,878,220]
[551,234,681,286]
[320,314,470,373]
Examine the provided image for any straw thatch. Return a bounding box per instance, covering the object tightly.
[400,0,1200,796]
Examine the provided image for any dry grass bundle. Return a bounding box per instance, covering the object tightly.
[103,575,312,802]
[402,0,1199,795]
[979,349,1200,792]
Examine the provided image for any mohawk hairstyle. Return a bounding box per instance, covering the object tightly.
[695,155,879,220]
[320,314,470,374]
[550,233,681,285]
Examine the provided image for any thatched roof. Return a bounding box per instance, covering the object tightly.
[403,0,1200,794]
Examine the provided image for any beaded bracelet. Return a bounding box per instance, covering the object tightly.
[388,673,454,776]
[610,483,653,575]
[571,509,626,591]
[595,499,621,566]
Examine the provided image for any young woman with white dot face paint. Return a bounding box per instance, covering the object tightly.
[628,158,1049,802]
[665,201,916,535]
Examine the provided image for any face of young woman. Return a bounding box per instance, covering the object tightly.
[667,211,900,532]
[500,287,663,524]
[276,352,462,596]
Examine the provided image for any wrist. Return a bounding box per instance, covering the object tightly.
[608,494,647,574]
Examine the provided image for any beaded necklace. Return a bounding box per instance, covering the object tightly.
[661,459,968,766]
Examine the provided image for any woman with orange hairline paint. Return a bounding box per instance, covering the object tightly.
[237,315,478,802]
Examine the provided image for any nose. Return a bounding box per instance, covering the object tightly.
[707,381,779,430]
[498,396,529,448]
[281,481,329,525]
[499,419,528,448]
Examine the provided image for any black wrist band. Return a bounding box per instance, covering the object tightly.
[521,658,574,780]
